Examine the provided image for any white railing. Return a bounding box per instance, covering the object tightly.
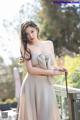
[53,84,80,96]
[54,84,80,120]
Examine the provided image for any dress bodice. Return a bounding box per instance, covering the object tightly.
[31,41,55,70]
[31,52,54,70]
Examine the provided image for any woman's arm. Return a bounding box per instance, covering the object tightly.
[24,60,64,76]
[49,41,68,73]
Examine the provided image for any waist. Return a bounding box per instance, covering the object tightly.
[28,73,47,78]
[24,72,54,81]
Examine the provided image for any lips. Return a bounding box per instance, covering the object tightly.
[30,38,34,40]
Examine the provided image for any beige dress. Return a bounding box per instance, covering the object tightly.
[17,41,60,120]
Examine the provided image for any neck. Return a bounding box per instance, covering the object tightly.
[31,38,40,45]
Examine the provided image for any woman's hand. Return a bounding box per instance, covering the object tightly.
[51,67,68,76]
[58,68,68,74]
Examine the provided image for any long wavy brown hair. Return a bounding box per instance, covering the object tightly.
[20,21,39,62]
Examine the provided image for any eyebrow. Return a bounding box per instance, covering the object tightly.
[26,29,34,33]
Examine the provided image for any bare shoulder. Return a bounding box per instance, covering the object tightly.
[42,40,53,47]
[47,40,53,45]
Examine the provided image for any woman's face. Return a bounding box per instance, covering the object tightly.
[25,26,38,44]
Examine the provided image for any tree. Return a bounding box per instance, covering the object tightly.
[38,0,80,55]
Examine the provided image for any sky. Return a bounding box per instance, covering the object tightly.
[0,0,25,20]
[0,0,40,65]
[0,0,39,19]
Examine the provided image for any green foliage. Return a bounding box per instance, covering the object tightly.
[71,70,80,88]
[54,55,80,88]
[0,98,17,104]
[64,55,80,87]
[64,55,80,75]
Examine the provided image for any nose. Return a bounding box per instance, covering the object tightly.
[29,33,33,38]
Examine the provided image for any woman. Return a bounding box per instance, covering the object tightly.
[17,21,67,120]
